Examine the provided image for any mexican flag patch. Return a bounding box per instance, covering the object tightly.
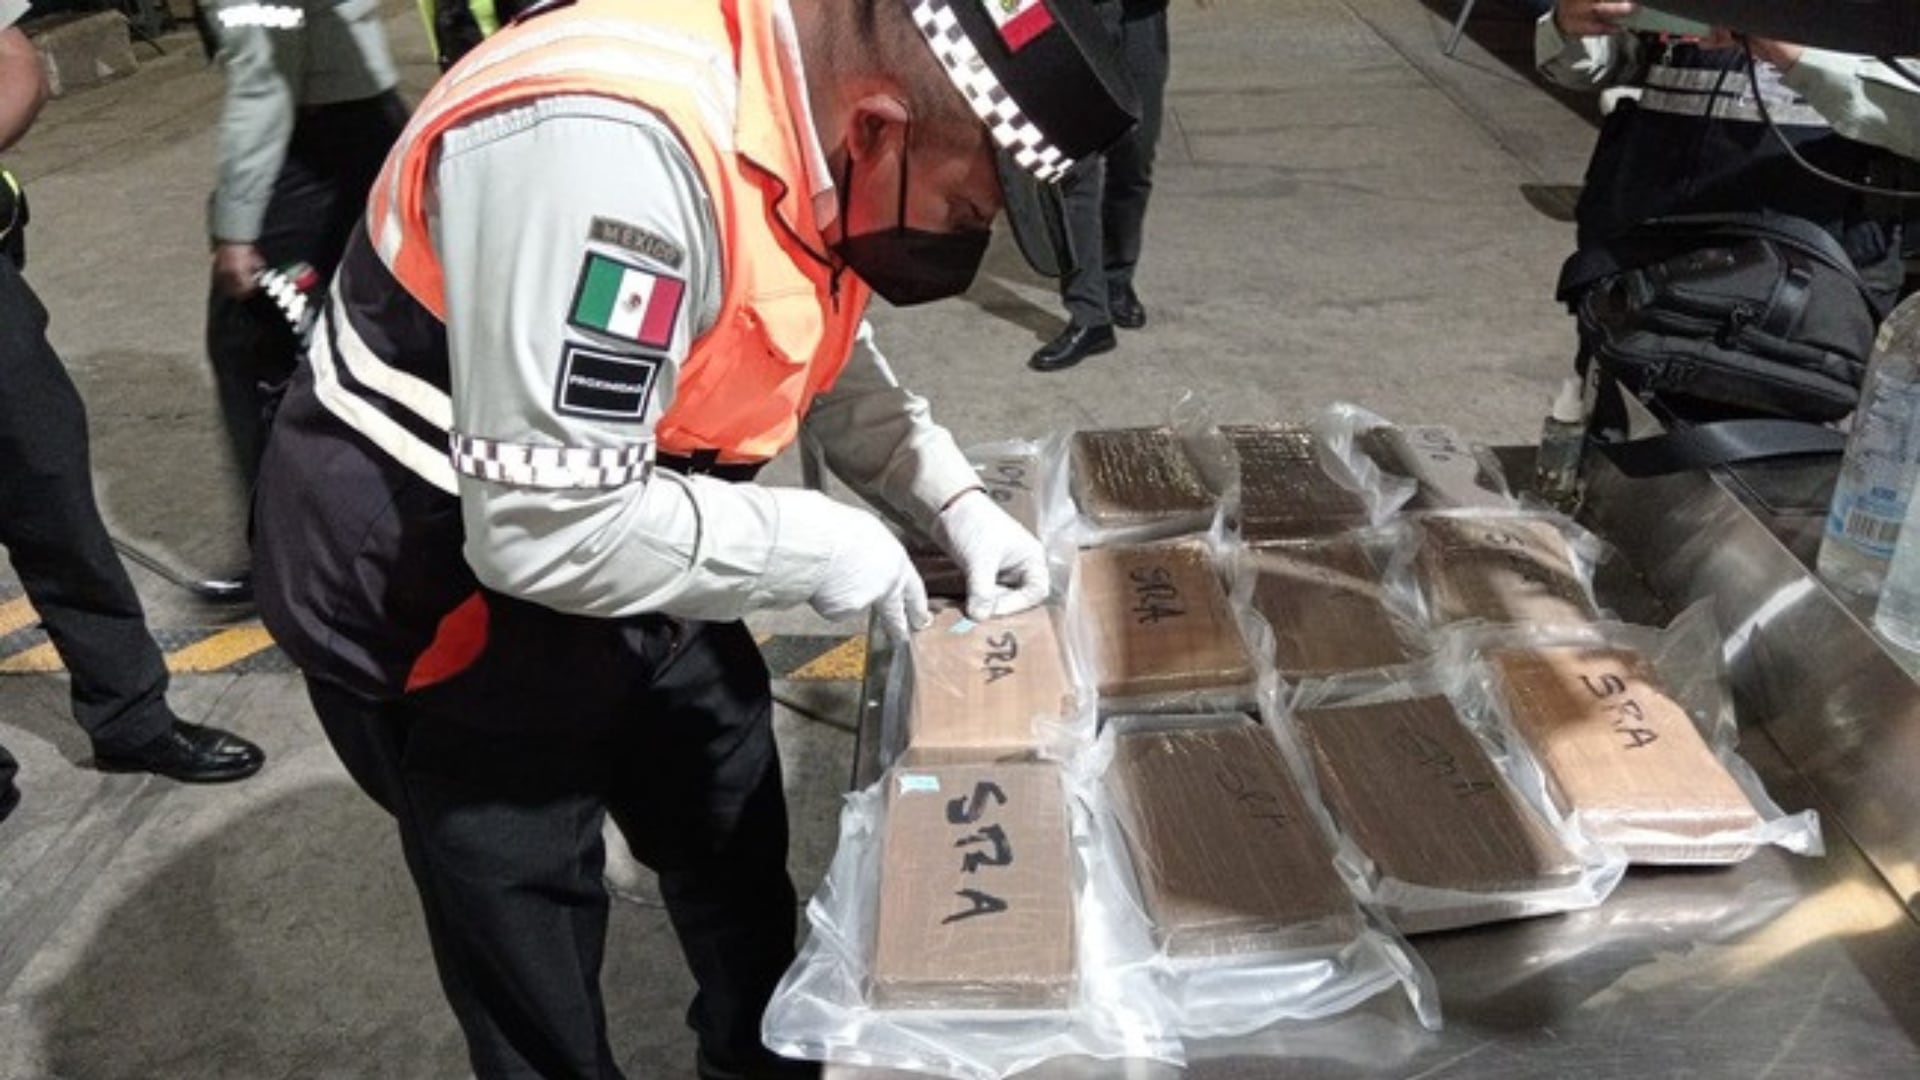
[982,0,1053,51]
[569,252,684,350]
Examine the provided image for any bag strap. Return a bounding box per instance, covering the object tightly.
[1642,211,1869,288]
[1556,209,1870,305]
[1586,363,1845,477]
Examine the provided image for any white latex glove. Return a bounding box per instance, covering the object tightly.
[809,499,931,644]
[932,488,1051,621]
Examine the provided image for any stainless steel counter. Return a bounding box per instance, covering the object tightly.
[827,457,1920,1079]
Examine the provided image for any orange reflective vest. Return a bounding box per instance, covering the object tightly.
[367,0,868,465]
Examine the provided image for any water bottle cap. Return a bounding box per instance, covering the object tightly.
[1550,376,1585,424]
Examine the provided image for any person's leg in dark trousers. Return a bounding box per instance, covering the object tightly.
[306,675,625,1080]
[305,607,810,1079]
[0,258,173,755]
[206,93,408,488]
[608,618,805,1077]
[1057,155,1112,330]
[1030,0,1128,371]
[1059,0,1133,332]
[1101,5,1170,311]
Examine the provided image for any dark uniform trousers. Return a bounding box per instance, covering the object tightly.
[1060,0,1170,327]
[206,91,408,487]
[304,592,803,1079]
[0,255,178,817]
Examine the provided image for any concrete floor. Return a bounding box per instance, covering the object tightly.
[0,0,1601,1076]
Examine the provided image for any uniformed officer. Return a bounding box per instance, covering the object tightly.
[250,0,1134,1076]
[0,1,264,817]
[204,0,408,542]
[1029,0,1171,371]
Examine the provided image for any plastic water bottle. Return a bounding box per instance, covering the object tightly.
[1873,490,1920,656]
[1534,375,1587,513]
[1817,294,1920,596]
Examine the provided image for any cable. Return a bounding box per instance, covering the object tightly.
[1742,38,1920,200]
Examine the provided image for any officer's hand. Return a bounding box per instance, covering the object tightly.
[807,499,931,644]
[212,242,266,300]
[1554,0,1637,37]
[932,488,1050,622]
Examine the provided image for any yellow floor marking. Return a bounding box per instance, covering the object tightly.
[0,641,63,673]
[753,628,775,645]
[0,596,40,638]
[165,625,277,673]
[787,635,867,681]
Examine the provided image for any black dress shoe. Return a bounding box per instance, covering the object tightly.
[1109,285,1146,329]
[96,720,266,783]
[1028,322,1116,372]
[194,571,253,606]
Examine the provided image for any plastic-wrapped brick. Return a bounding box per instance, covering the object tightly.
[1249,538,1420,676]
[905,606,1074,764]
[1107,721,1361,957]
[871,762,1076,1009]
[1071,540,1256,712]
[1487,646,1766,863]
[1297,695,1581,897]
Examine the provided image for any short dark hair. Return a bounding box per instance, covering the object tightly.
[837,0,984,152]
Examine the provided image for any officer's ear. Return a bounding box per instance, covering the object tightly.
[844,93,911,166]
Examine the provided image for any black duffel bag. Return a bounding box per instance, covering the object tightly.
[1572,211,1879,424]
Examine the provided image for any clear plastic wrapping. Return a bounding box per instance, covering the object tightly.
[762,763,1183,1079]
[967,439,1052,537]
[1317,403,1515,512]
[1217,422,1396,542]
[1232,527,1429,679]
[1102,716,1363,957]
[1454,603,1824,864]
[889,603,1087,767]
[1065,538,1258,715]
[1283,666,1626,934]
[869,762,1077,1010]
[1084,716,1440,1040]
[1066,426,1218,542]
[913,439,1073,601]
[1392,510,1607,629]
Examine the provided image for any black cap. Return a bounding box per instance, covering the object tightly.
[907,0,1140,276]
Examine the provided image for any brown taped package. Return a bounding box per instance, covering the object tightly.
[1069,427,1215,528]
[1073,540,1256,709]
[1356,425,1510,510]
[1296,695,1581,903]
[871,763,1075,1009]
[1221,424,1371,541]
[1249,539,1418,677]
[1413,515,1598,626]
[1488,647,1764,863]
[906,606,1073,764]
[1108,722,1361,957]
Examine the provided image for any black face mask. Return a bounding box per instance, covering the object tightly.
[827,139,991,307]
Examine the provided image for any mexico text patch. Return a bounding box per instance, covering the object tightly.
[555,343,660,421]
[569,252,684,350]
[589,216,685,269]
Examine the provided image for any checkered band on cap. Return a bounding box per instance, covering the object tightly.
[450,432,655,489]
[909,0,1074,183]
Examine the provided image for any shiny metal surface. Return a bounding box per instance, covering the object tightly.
[832,463,1920,1078]
[1581,456,1920,921]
